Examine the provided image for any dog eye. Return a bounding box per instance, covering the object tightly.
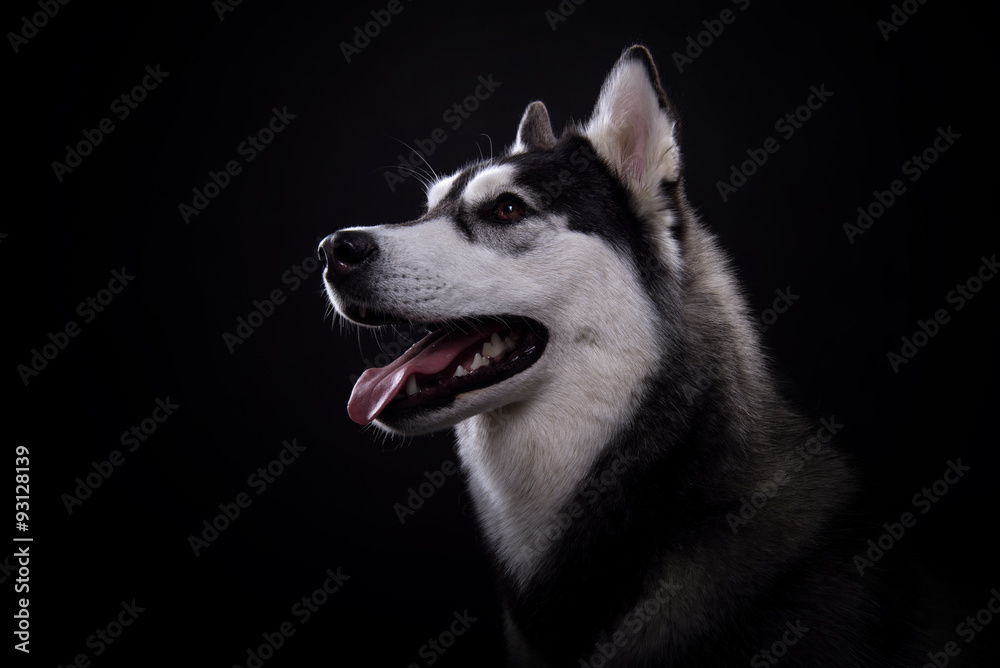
[493,197,526,222]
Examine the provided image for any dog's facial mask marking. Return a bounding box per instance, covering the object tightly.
[320,47,678,438]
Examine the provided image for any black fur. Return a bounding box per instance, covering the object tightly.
[517,101,558,151]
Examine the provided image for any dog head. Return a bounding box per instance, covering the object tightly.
[321,46,686,436]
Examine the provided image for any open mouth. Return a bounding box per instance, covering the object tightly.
[344,308,547,426]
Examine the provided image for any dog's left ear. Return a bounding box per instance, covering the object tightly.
[584,45,680,196]
[514,101,557,152]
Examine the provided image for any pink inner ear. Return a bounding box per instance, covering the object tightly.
[614,87,648,186]
[623,123,647,184]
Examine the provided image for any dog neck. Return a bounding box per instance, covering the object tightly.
[453,323,653,588]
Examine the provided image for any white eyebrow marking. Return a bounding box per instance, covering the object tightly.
[426,171,459,209]
[462,164,517,206]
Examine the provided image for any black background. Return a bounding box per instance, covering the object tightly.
[7,0,999,665]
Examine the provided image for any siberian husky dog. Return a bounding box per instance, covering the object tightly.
[320,46,954,666]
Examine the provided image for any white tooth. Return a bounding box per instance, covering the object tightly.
[504,336,515,349]
[453,365,468,377]
[491,332,505,354]
[471,352,487,370]
[405,375,418,396]
[482,341,495,358]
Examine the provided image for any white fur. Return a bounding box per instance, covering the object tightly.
[454,233,659,586]
[346,198,661,585]
[461,164,517,205]
[425,171,459,209]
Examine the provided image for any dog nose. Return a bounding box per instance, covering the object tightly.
[318,230,378,280]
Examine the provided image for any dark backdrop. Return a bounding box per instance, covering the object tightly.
[7,0,998,665]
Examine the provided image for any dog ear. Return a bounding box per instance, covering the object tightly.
[514,101,557,152]
[584,45,680,196]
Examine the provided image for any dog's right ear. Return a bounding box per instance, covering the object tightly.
[513,101,557,152]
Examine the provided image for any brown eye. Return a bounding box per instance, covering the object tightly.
[493,198,526,222]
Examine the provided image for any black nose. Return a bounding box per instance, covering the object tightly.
[318,230,378,280]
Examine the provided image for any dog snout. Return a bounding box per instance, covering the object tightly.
[318,230,378,281]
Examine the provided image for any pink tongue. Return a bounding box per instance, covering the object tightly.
[347,323,503,425]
